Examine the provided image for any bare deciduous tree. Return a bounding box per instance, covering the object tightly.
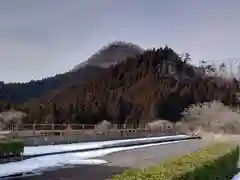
[199,60,216,76]
[219,62,226,77]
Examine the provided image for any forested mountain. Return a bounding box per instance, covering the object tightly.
[21,46,239,125]
[0,41,142,103]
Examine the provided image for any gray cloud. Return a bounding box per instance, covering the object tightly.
[1,0,240,82]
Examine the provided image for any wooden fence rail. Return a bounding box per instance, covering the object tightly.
[8,123,178,138]
[12,124,147,131]
[9,124,151,137]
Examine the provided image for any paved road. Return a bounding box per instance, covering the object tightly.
[20,139,211,180]
[103,139,211,169]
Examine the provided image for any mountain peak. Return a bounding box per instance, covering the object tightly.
[72,41,144,71]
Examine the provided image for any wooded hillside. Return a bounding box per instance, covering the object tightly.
[20,46,239,126]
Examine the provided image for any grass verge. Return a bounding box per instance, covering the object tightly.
[112,142,239,180]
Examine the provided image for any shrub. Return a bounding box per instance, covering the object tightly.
[0,139,24,158]
[112,143,239,180]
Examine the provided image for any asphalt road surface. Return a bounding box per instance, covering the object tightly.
[19,139,211,180]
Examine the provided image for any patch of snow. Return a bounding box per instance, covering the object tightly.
[232,172,240,180]
[24,135,188,156]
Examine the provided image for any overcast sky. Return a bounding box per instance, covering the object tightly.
[1,0,240,82]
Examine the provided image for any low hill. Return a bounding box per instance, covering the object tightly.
[0,41,142,103]
[22,46,239,125]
